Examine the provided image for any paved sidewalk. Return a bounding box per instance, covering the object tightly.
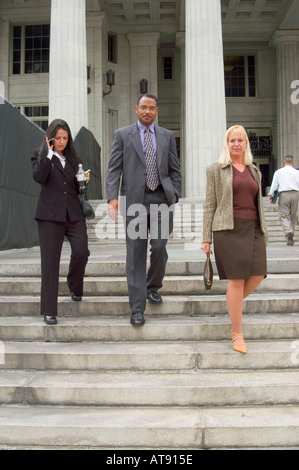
[1,241,299,265]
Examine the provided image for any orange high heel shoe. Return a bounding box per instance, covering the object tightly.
[232,332,247,354]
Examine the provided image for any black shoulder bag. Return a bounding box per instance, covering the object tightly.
[79,192,95,220]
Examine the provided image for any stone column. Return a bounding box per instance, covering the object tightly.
[176,32,186,196]
[49,0,88,137]
[0,80,4,103]
[185,0,226,198]
[86,12,105,150]
[271,31,299,167]
[127,33,160,123]
[0,20,9,100]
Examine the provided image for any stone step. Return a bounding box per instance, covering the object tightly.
[86,198,299,245]
[0,235,298,450]
[85,209,298,243]
[86,229,293,241]
[0,369,298,407]
[1,338,298,371]
[1,255,299,277]
[90,214,283,223]
[268,237,290,243]
[0,273,299,296]
[1,292,299,316]
[264,217,283,222]
[0,314,298,342]
[86,233,297,244]
[0,405,298,449]
[87,218,285,229]
[87,234,293,244]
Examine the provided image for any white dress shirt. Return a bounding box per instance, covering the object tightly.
[46,149,66,168]
[269,165,299,195]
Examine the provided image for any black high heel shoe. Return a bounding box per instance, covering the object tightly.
[44,315,57,325]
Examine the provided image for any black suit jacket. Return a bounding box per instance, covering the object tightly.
[31,147,84,223]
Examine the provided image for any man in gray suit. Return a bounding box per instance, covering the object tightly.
[106,94,181,326]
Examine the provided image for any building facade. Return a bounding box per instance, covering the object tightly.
[0,0,299,198]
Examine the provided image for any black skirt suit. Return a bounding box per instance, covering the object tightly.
[31,147,89,317]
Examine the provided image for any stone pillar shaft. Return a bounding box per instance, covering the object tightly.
[271,31,299,166]
[49,0,88,137]
[176,32,186,196]
[185,0,226,198]
[127,33,159,123]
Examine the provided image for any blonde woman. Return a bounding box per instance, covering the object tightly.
[201,125,268,353]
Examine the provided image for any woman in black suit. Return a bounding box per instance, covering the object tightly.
[31,119,90,324]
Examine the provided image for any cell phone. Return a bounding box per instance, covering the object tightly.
[49,139,55,146]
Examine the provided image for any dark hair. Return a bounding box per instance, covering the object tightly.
[137,94,158,107]
[40,119,80,170]
[284,155,294,163]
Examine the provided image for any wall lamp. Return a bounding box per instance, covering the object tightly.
[103,69,115,97]
[139,78,148,94]
[87,65,91,94]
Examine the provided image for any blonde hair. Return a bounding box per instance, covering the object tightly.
[218,125,253,166]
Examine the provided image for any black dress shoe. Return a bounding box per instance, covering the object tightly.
[147,291,162,304]
[287,232,294,246]
[70,292,82,301]
[130,311,145,327]
[44,315,57,325]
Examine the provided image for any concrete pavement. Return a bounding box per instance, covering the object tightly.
[1,240,299,266]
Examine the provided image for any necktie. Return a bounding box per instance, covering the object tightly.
[144,128,160,191]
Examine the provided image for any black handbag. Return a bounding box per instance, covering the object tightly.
[79,193,95,220]
[271,190,278,204]
[203,253,213,290]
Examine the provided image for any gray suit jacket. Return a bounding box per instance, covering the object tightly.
[106,123,181,212]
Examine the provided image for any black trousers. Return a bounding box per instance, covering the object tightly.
[38,216,89,316]
[125,187,174,313]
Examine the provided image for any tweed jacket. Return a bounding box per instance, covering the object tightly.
[202,162,268,244]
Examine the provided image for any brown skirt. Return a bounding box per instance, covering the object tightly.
[213,218,267,280]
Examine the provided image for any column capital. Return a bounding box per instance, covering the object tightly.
[127,32,160,47]
[270,30,299,48]
[86,11,107,29]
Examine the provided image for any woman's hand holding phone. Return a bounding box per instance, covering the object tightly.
[46,137,55,150]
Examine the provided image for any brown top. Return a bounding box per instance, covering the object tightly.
[233,166,259,219]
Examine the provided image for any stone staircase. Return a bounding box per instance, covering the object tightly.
[86,197,299,244]
[263,197,299,243]
[0,233,299,449]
